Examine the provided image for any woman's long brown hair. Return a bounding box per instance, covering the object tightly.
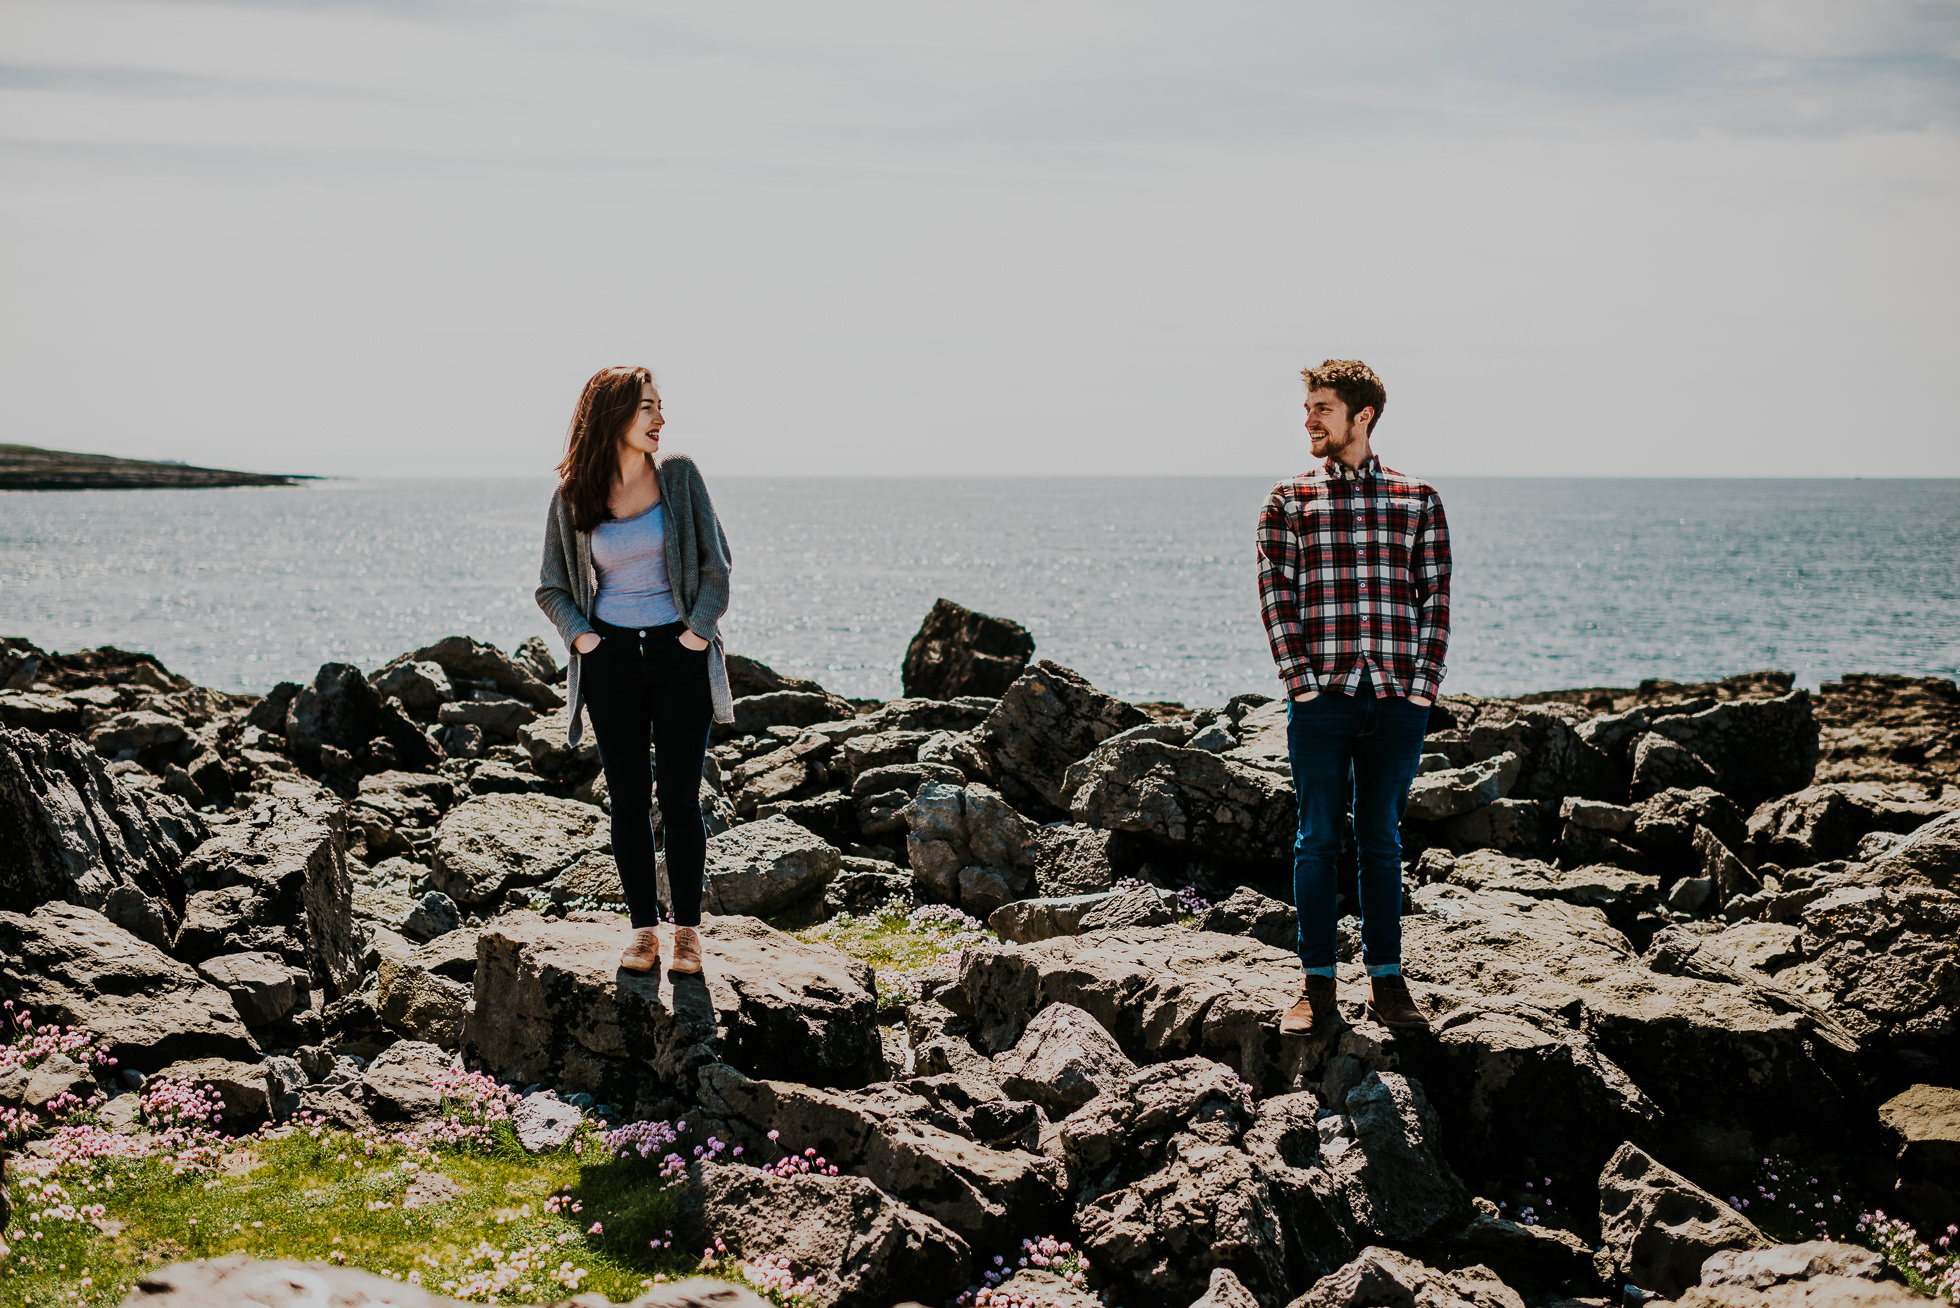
[557,366,654,533]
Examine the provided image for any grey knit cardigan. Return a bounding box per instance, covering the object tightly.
[535,451,735,746]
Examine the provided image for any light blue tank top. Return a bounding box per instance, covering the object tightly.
[591,501,682,627]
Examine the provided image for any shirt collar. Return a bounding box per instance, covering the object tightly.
[1323,453,1381,482]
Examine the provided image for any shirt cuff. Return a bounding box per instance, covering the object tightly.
[1281,667,1320,696]
[1407,669,1443,701]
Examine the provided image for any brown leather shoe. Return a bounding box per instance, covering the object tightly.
[669,925,703,976]
[619,927,661,973]
[1279,974,1341,1038]
[1366,973,1430,1030]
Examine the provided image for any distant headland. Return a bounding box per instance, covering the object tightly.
[0,442,308,490]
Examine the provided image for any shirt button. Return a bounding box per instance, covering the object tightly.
[638,630,647,637]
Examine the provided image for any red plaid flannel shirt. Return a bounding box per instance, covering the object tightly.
[1256,454,1451,700]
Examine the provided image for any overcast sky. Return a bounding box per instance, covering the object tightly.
[3,1,1957,478]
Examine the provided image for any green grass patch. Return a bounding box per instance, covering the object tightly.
[2,1122,704,1306]
[794,900,989,1008]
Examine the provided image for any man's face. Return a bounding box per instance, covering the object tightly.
[1305,387,1365,460]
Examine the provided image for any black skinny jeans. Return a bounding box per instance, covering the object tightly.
[579,617,713,928]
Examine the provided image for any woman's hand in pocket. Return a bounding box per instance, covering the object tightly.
[573,632,602,655]
[678,630,710,652]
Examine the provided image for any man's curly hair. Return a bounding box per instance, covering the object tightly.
[1301,359,1385,434]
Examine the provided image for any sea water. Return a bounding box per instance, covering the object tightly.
[2,477,1956,704]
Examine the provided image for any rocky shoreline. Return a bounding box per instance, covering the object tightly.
[0,442,303,490]
[2,600,1957,1308]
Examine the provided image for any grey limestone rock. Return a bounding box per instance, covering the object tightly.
[1060,1058,1350,1308]
[1286,1247,1525,1308]
[400,890,462,941]
[429,791,608,907]
[1404,752,1522,822]
[1595,1141,1769,1297]
[984,660,1148,814]
[693,1066,1067,1249]
[987,890,1120,944]
[1030,823,1123,897]
[0,724,203,932]
[178,778,363,999]
[990,1001,1136,1113]
[687,1158,971,1308]
[1076,881,1174,932]
[196,951,299,1027]
[901,781,1035,909]
[1320,1071,1469,1246]
[464,912,877,1103]
[901,597,1036,701]
[1061,737,1296,862]
[376,955,469,1050]
[512,1089,583,1151]
[394,634,563,711]
[720,689,857,741]
[1196,885,1299,948]
[0,900,259,1068]
[370,659,454,717]
[703,814,842,917]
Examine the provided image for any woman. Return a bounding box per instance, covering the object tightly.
[536,366,734,975]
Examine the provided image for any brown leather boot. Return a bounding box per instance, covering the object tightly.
[1279,975,1342,1038]
[1367,973,1430,1030]
[669,925,704,976]
[619,927,660,973]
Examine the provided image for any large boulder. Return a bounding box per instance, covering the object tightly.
[375,956,468,1050]
[688,1158,971,1308]
[1060,1058,1351,1308]
[1195,886,1299,948]
[516,705,599,781]
[900,598,1036,701]
[982,661,1147,814]
[959,925,1306,1091]
[392,635,563,711]
[195,951,299,1028]
[0,725,202,933]
[694,1067,1068,1249]
[1405,753,1522,822]
[285,662,441,771]
[1595,1142,1769,1298]
[176,779,363,999]
[1745,783,1947,868]
[1287,1247,1525,1308]
[1869,808,1960,890]
[1029,823,1123,896]
[719,690,857,741]
[428,793,608,907]
[464,912,878,1107]
[703,815,842,917]
[1815,672,1960,788]
[1682,1242,1910,1308]
[1640,693,1820,810]
[1321,1072,1470,1246]
[1409,887,1862,1178]
[1061,739,1295,862]
[900,782,1035,911]
[0,901,258,1069]
[989,1001,1136,1113]
[1776,881,1960,1077]
[1877,1083,1960,1233]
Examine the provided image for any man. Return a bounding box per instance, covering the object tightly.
[1256,359,1451,1037]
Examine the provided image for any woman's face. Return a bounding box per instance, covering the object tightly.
[619,380,663,456]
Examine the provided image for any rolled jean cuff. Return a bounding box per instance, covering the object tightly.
[1365,963,1402,978]
[1301,965,1336,979]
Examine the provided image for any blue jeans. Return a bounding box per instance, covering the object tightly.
[1286,689,1431,972]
